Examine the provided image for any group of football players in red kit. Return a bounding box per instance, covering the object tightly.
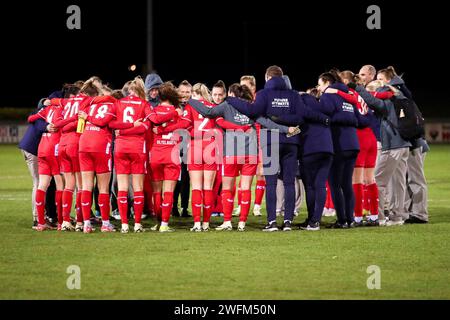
[28,76,268,233]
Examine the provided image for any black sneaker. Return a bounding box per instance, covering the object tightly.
[300,221,320,231]
[282,221,292,232]
[262,222,279,232]
[327,221,348,229]
[298,219,309,229]
[404,216,428,224]
[347,221,357,229]
[32,220,38,229]
[365,219,380,227]
[353,221,365,227]
[45,217,58,230]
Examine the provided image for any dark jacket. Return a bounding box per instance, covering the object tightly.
[227,77,329,145]
[390,76,413,100]
[299,94,334,157]
[321,83,360,153]
[356,85,412,151]
[18,99,49,156]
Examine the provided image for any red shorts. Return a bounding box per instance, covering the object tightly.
[187,139,218,171]
[38,155,60,176]
[223,156,258,177]
[150,163,181,181]
[355,130,377,168]
[115,152,147,175]
[79,152,111,174]
[59,144,80,173]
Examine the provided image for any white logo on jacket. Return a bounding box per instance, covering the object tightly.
[342,102,354,113]
[271,98,290,108]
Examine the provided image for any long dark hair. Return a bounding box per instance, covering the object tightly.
[319,68,343,85]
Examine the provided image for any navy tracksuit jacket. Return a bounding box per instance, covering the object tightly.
[227,77,329,224]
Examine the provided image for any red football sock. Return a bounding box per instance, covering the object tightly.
[75,191,83,223]
[254,180,266,206]
[153,192,162,222]
[221,189,234,222]
[325,183,334,209]
[55,190,63,225]
[368,183,379,216]
[363,184,370,211]
[117,191,128,224]
[161,192,174,224]
[134,191,145,224]
[81,190,92,222]
[203,190,214,223]
[98,193,110,222]
[353,184,363,218]
[191,189,203,223]
[36,189,46,225]
[62,189,74,222]
[240,190,252,222]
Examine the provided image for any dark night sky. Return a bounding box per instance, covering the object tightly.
[0,0,448,117]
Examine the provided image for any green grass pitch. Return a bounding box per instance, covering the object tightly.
[0,144,449,299]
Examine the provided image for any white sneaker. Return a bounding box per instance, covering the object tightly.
[293,211,299,217]
[386,220,404,227]
[121,224,129,234]
[134,223,144,233]
[190,223,202,232]
[237,221,246,232]
[75,223,83,232]
[323,208,336,217]
[379,219,387,226]
[253,205,262,217]
[215,222,233,231]
[202,223,210,232]
[111,209,121,221]
[232,206,241,217]
[159,225,175,233]
[61,221,75,231]
[150,224,160,231]
[276,210,283,217]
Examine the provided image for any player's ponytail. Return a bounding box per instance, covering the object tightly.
[193,83,212,103]
[128,76,146,100]
[80,79,100,97]
[319,69,342,85]
[378,66,398,81]
[228,83,253,102]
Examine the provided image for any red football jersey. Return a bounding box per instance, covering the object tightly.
[114,95,151,154]
[54,94,93,147]
[79,100,116,153]
[150,105,184,164]
[182,100,216,139]
[28,105,61,157]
